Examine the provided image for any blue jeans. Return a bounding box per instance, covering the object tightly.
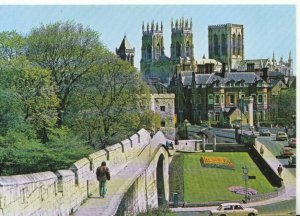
[99,180,107,197]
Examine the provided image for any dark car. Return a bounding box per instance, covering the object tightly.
[288,138,296,148]
[259,129,271,136]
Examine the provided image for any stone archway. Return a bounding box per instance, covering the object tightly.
[156,154,166,206]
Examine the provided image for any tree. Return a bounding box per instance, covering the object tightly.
[67,54,151,148]
[26,21,104,126]
[276,88,296,126]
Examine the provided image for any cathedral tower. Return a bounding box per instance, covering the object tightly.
[208,23,244,71]
[170,18,194,61]
[140,21,166,79]
[116,35,135,66]
[141,21,164,63]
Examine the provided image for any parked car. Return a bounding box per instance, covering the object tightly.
[280,147,294,157]
[209,203,258,216]
[288,138,296,147]
[288,155,296,166]
[259,129,271,136]
[276,131,288,141]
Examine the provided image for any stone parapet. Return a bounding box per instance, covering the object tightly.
[0,128,151,216]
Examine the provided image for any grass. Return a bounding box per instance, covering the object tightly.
[169,153,184,202]
[180,152,275,202]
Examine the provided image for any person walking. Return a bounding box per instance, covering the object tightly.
[96,161,110,198]
[260,145,264,156]
[277,164,283,177]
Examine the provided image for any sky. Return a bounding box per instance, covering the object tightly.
[0,5,296,71]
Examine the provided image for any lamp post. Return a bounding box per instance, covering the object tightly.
[242,166,248,203]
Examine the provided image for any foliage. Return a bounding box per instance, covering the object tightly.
[66,54,151,148]
[275,88,296,127]
[0,21,157,175]
[26,21,104,126]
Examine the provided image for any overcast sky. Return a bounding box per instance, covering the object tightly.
[0,5,296,70]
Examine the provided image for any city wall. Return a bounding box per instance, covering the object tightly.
[0,129,151,216]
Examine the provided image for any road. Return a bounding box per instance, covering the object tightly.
[258,136,296,177]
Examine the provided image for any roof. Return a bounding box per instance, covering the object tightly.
[118,35,134,51]
[237,59,271,71]
[180,72,263,86]
[196,58,222,65]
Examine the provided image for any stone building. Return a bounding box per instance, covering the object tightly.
[170,71,268,127]
[116,35,135,66]
[136,20,293,127]
[150,93,176,139]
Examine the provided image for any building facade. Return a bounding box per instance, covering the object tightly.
[116,35,135,66]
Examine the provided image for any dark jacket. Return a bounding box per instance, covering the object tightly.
[96,166,110,181]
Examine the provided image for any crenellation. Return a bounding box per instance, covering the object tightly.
[0,129,163,216]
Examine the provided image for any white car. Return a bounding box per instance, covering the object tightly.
[209,203,258,216]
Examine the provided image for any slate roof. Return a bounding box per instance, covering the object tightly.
[180,72,263,86]
[118,35,134,51]
[237,59,271,71]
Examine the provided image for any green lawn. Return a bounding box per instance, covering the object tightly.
[182,152,275,202]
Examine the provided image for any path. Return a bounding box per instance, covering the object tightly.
[74,144,153,216]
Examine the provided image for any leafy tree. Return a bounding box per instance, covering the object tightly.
[67,54,151,148]
[26,21,104,126]
[0,31,25,60]
[276,88,296,127]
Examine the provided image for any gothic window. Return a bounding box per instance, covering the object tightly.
[176,41,181,58]
[221,34,226,55]
[237,34,241,55]
[160,106,165,112]
[186,41,190,57]
[214,34,219,56]
[161,121,166,127]
[147,45,151,60]
[156,43,161,60]
[232,34,236,55]
[131,55,134,66]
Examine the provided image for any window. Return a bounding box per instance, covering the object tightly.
[208,94,214,105]
[156,43,161,60]
[176,41,181,57]
[221,34,226,55]
[215,95,220,104]
[237,34,241,55]
[215,112,220,121]
[258,95,263,104]
[147,45,151,60]
[214,34,219,55]
[232,34,236,55]
[221,95,224,103]
[160,106,165,112]
[230,95,234,104]
[161,121,166,127]
[240,81,244,87]
[186,41,190,57]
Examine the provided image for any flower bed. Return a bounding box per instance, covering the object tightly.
[229,186,257,195]
[200,156,235,170]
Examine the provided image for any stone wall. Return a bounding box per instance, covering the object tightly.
[116,145,170,216]
[0,129,151,216]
